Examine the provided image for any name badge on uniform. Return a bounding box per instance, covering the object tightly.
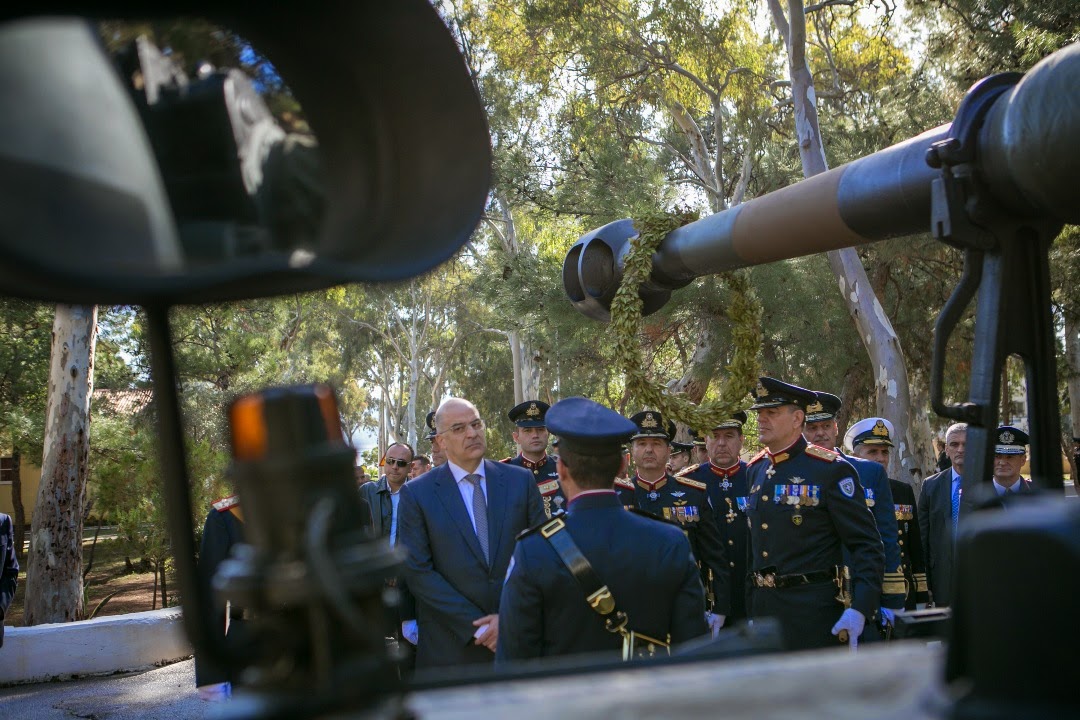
[864,487,876,507]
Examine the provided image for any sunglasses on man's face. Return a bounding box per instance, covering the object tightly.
[385,458,411,468]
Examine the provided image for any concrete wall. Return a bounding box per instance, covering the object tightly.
[0,607,192,685]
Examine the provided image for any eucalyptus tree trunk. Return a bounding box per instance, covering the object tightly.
[10,450,26,563]
[767,0,920,483]
[1065,317,1080,485]
[24,304,97,625]
[493,194,543,404]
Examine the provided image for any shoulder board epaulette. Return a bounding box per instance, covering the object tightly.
[748,449,769,465]
[628,507,679,526]
[614,477,636,490]
[500,456,514,463]
[675,475,707,491]
[675,463,701,477]
[805,444,839,462]
[212,495,239,512]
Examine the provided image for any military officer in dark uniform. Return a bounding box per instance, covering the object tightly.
[845,417,929,610]
[746,377,884,651]
[195,494,246,700]
[667,437,694,474]
[690,430,709,466]
[497,397,708,664]
[677,410,751,622]
[425,410,447,467]
[803,391,904,620]
[502,400,565,518]
[992,426,1034,495]
[614,410,730,635]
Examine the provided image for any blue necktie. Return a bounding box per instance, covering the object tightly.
[951,478,961,532]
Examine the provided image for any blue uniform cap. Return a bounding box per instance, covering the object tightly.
[508,400,550,428]
[749,377,817,411]
[806,392,842,422]
[545,397,637,454]
[995,425,1029,455]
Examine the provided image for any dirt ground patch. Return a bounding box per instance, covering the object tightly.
[6,535,179,626]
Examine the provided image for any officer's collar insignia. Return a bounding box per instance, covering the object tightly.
[806,400,824,414]
[1000,430,1014,444]
[642,413,659,428]
[839,477,856,498]
[872,420,890,437]
[755,382,769,399]
[526,402,541,418]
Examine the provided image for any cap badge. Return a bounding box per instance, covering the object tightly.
[806,400,824,414]
[1000,430,1014,444]
[526,402,541,418]
[872,420,890,437]
[642,413,659,428]
[755,382,769,399]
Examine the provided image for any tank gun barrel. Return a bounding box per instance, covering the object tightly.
[563,42,1080,321]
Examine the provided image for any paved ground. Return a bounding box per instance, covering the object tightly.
[0,659,210,720]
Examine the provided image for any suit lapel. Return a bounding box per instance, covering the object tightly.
[940,471,955,540]
[434,465,487,566]
[484,459,507,563]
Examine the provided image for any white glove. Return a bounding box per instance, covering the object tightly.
[196,682,231,702]
[705,611,726,639]
[880,607,896,627]
[401,619,418,645]
[831,608,866,651]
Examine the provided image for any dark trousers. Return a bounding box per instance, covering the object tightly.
[750,582,845,651]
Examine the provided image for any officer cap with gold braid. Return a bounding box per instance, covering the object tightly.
[508,400,550,428]
[995,425,1029,455]
[845,417,895,451]
[805,392,842,423]
[544,397,637,455]
[670,440,694,455]
[629,410,671,441]
[711,410,748,431]
[748,376,817,411]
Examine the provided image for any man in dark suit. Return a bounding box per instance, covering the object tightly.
[918,422,966,607]
[497,397,708,664]
[398,397,545,669]
[194,495,245,700]
[0,512,18,649]
[358,441,417,661]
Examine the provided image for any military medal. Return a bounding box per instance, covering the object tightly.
[719,478,733,491]
[725,498,736,523]
[648,491,659,501]
[554,495,565,508]
[736,497,749,513]
[765,464,776,479]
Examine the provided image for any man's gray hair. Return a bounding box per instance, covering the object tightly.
[945,423,968,442]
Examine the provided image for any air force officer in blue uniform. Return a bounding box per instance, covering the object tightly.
[497,397,708,664]
[399,398,546,669]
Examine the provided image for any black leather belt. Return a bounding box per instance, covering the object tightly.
[750,567,839,589]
